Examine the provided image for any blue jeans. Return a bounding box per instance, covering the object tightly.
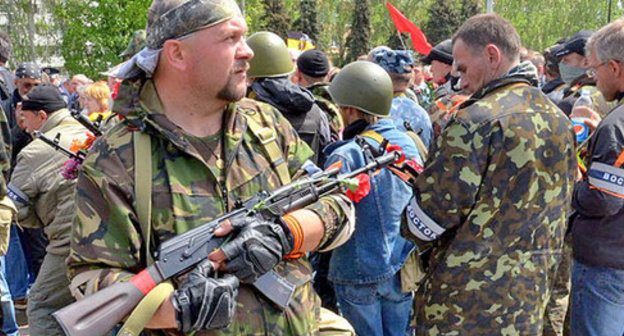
[334,273,412,336]
[6,226,29,299]
[570,260,624,336]
[0,256,19,336]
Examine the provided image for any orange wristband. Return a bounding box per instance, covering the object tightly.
[282,214,305,260]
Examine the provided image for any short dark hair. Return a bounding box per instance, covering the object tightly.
[452,13,521,62]
[0,31,12,63]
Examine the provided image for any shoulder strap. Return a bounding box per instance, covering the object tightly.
[245,115,291,185]
[360,130,386,145]
[362,129,428,162]
[133,131,154,265]
[405,131,429,162]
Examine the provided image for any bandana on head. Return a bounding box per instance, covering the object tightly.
[112,0,240,79]
[147,0,240,49]
[371,49,414,74]
[15,62,42,80]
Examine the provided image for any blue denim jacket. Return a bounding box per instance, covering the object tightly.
[324,119,419,285]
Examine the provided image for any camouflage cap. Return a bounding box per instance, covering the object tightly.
[146,0,241,49]
[371,49,414,74]
[120,30,147,58]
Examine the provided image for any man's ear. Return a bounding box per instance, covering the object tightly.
[38,110,48,121]
[610,59,623,78]
[484,44,503,67]
[161,39,188,72]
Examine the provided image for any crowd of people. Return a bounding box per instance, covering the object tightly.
[0,1,622,336]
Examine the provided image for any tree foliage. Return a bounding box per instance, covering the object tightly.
[292,0,319,43]
[260,0,291,39]
[5,0,624,75]
[2,0,64,65]
[424,0,461,45]
[344,0,371,64]
[56,0,150,79]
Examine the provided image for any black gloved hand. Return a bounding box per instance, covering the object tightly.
[219,213,294,283]
[172,260,239,332]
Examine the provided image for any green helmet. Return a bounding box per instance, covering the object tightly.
[247,31,294,78]
[120,30,146,58]
[328,61,393,117]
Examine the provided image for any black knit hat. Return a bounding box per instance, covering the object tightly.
[22,84,66,113]
[421,39,453,65]
[297,49,330,77]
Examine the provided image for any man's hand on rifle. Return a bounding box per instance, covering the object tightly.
[172,260,239,332]
[209,209,325,283]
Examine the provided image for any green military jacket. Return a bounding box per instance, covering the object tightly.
[9,109,86,255]
[402,64,576,335]
[68,79,354,335]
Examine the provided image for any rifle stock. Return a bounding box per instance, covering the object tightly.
[53,265,164,336]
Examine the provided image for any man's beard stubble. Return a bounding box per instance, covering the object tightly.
[217,61,248,102]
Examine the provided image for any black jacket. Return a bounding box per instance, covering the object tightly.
[251,77,331,165]
[572,94,624,269]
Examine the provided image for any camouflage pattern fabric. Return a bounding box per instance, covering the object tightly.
[307,83,344,139]
[371,49,414,74]
[542,232,572,336]
[67,79,353,335]
[402,65,576,335]
[120,30,146,58]
[0,104,10,185]
[146,0,240,49]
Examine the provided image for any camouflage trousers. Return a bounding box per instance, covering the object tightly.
[27,252,75,336]
[543,233,572,336]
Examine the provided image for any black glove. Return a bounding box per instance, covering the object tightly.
[220,213,294,283]
[172,260,239,332]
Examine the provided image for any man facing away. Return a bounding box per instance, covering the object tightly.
[401,13,576,334]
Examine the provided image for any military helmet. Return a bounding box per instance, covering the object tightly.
[120,30,146,58]
[328,61,393,117]
[247,31,295,78]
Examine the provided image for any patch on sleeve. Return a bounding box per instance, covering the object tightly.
[7,182,29,205]
[405,197,445,241]
[588,162,624,197]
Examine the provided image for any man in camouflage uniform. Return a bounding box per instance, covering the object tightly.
[67,0,354,335]
[9,84,86,335]
[291,48,344,141]
[0,91,18,336]
[401,14,576,334]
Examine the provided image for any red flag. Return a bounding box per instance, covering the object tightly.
[386,2,433,55]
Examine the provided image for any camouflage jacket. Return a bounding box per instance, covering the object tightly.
[307,82,344,140]
[8,109,86,255]
[67,79,354,336]
[402,66,576,334]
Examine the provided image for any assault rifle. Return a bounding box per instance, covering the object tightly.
[53,146,404,336]
[70,109,103,137]
[34,131,86,163]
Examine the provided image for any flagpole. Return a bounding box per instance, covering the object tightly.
[397,32,408,50]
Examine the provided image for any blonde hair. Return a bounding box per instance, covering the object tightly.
[83,81,111,112]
